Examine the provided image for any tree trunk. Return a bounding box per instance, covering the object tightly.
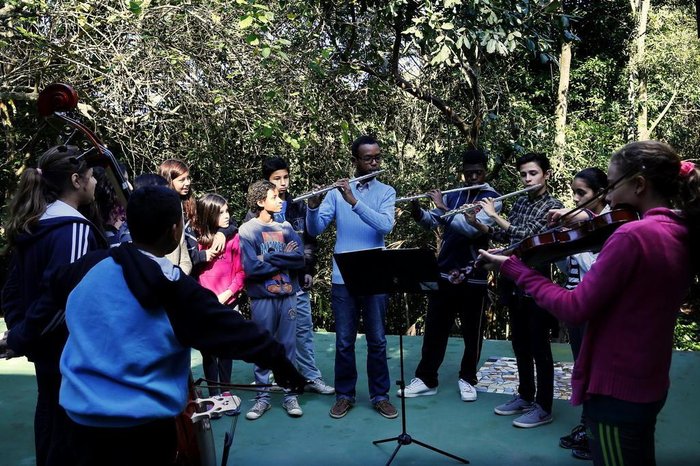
[627,0,651,140]
[554,41,572,153]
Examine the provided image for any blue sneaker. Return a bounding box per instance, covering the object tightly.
[494,395,534,415]
[512,403,553,428]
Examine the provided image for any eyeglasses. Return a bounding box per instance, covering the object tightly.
[358,155,382,163]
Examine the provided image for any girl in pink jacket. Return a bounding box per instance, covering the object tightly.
[195,193,246,404]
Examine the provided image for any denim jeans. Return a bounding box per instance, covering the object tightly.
[250,295,297,404]
[295,290,322,381]
[331,284,390,404]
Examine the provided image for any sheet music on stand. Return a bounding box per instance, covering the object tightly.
[334,247,439,295]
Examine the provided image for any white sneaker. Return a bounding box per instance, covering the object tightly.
[396,377,438,398]
[245,400,271,420]
[458,379,477,402]
[305,378,335,395]
[282,397,303,417]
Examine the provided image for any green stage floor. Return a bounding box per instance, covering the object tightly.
[1,330,699,466]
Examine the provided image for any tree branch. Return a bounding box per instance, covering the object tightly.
[648,87,679,136]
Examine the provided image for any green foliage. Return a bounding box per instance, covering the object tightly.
[0,0,697,346]
[674,316,700,351]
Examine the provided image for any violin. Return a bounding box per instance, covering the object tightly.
[500,208,640,267]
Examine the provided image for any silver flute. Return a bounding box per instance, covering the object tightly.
[395,184,489,202]
[292,169,387,202]
[440,184,543,218]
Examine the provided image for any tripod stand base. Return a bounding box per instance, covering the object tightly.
[373,433,469,465]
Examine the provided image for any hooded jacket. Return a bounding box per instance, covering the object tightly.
[8,243,301,426]
[2,200,107,368]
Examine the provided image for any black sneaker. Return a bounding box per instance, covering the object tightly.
[329,398,353,419]
[572,445,592,461]
[374,400,398,419]
[560,424,587,449]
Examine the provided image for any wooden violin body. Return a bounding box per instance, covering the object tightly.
[515,208,640,266]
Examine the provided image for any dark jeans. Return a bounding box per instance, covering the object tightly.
[202,353,232,397]
[65,416,177,466]
[568,324,586,362]
[331,284,390,403]
[415,280,488,387]
[584,395,666,466]
[501,279,555,413]
[34,362,74,466]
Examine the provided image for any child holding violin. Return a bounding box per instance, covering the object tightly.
[478,141,699,466]
[470,152,564,428]
[549,167,609,460]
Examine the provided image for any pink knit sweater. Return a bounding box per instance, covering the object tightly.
[501,208,691,405]
[197,234,245,306]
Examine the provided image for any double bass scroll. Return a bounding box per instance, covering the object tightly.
[37,83,131,207]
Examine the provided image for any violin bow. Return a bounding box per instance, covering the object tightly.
[553,167,642,227]
[192,377,310,396]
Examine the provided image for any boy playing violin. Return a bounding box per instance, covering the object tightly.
[398,149,501,402]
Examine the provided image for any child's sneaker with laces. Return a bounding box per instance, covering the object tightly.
[494,395,533,415]
[512,403,553,428]
[283,397,303,417]
[305,378,335,395]
[245,400,271,420]
[458,379,477,402]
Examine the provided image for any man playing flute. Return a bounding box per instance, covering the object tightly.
[306,135,398,420]
[399,149,501,402]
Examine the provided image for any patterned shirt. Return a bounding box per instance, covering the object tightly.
[493,192,564,246]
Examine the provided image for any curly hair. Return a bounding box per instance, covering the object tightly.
[246,180,276,213]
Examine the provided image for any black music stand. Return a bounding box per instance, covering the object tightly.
[335,248,469,466]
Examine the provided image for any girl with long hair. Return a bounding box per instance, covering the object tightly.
[194,193,245,404]
[479,141,699,465]
[2,145,108,465]
[158,159,229,273]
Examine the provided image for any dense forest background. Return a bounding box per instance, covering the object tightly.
[1,0,698,349]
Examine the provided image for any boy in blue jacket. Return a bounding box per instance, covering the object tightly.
[238,180,306,420]
[3,186,305,466]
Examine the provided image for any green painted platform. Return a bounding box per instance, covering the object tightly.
[1,331,699,465]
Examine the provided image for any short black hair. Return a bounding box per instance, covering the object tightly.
[462,149,488,168]
[127,186,182,244]
[133,173,168,190]
[247,180,276,212]
[262,157,289,180]
[515,152,551,172]
[351,135,379,159]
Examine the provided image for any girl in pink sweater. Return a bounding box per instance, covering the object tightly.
[195,193,246,402]
[479,141,699,466]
